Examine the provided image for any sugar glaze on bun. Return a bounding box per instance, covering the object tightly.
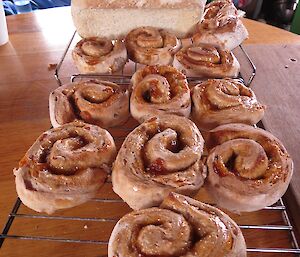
[14,122,116,214]
[206,123,293,212]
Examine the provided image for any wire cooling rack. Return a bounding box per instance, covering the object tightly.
[1,31,300,257]
[1,180,300,256]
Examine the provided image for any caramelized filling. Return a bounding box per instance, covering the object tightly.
[146,158,168,176]
[224,153,237,172]
[143,90,151,102]
[213,156,228,177]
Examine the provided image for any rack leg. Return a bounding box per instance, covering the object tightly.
[0,198,22,248]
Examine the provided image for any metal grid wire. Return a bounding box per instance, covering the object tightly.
[1,31,300,256]
[1,191,300,254]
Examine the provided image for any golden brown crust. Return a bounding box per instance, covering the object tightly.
[14,122,117,214]
[125,27,181,65]
[173,44,240,78]
[130,65,191,123]
[72,0,204,9]
[192,78,265,130]
[72,37,127,74]
[192,0,249,50]
[112,115,206,210]
[108,192,247,257]
[200,0,238,34]
[49,80,130,128]
[206,123,293,212]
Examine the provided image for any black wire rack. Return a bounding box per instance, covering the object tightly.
[1,31,300,257]
[1,187,300,255]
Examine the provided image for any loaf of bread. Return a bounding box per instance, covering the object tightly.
[71,0,207,39]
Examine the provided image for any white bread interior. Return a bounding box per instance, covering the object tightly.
[71,0,207,39]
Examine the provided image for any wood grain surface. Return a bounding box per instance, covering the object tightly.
[0,6,300,257]
[244,44,300,234]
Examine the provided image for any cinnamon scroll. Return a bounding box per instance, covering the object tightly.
[130,65,191,123]
[112,115,206,210]
[72,37,127,74]
[125,27,181,65]
[49,80,130,128]
[206,123,293,212]
[108,192,247,257]
[192,78,265,130]
[14,122,116,214]
[173,43,240,77]
[193,0,249,50]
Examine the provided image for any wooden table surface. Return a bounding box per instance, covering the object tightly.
[0,6,300,257]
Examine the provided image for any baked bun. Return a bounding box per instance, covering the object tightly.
[192,78,265,130]
[72,37,127,74]
[130,65,191,123]
[193,0,248,50]
[125,26,181,65]
[206,123,293,212]
[49,80,130,128]
[173,44,240,78]
[112,115,206,210]
[14,122,116,214]
[71,0,207,39]
[108,192,246,257]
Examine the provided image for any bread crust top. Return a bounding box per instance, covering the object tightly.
[71,0,205,9]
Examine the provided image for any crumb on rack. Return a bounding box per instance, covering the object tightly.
[84,225,88,229]
[48,63,57,71]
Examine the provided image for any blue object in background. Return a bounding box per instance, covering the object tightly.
[233,0,239,6]
[30,0,71,9]
[4,0,71,15]
[13,1,32,14]
[3,1,17,15]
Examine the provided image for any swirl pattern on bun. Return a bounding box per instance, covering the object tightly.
[112,115,206,210]
[125,27,181,65]
[49,80,130,128]
[130,65,191,123]
[192,78,265,130]
[14,122,116,214]
[193,0,249,50]
[206,123,293,212]
[173,43,240,78]
[72,37,127,74]
[108,192,247,257]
